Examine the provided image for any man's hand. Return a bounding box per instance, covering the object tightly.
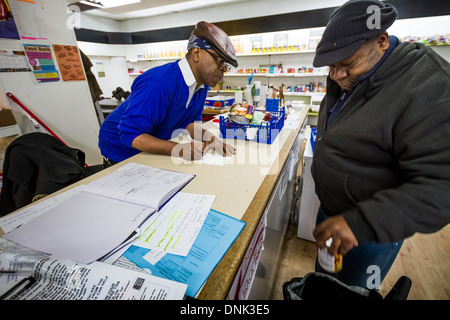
[313,215,358,255]
[204,136,235,157]
[177,141,205,161]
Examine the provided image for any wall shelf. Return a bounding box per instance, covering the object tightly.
[236,50,316,57]
[125,50,317,62]
[126,57,180,62]
[208,90,325,97]
[224,72,327,78]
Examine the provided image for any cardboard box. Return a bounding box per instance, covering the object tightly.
[297,128,320,242]
[0,109,16,127]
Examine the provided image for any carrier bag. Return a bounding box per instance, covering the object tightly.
[283,272,384,300]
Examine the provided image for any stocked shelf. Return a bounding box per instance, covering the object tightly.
[126,57,180,62]
[236,50,316,56]
[224,72,328,77]
[208,90,325,97]
[129,71,328,78]
[125,49,318,62]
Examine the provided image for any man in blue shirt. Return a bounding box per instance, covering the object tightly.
[99,21,237,165]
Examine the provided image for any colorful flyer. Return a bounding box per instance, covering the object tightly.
[23,43,60,83]
[0,0,20,40]
[52,44,86,81]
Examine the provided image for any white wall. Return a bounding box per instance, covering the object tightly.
[0,0,102,164]
[77,41,131,93]
[89,56,131,96]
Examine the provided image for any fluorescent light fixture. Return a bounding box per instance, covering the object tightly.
[131,0,240,17]
[79,1,103,8]
[101,0,141,8]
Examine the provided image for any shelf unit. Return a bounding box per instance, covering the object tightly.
[126,50,328,106]
[209,89,325,97]
[223,72,328,78]
[126,49,317,62]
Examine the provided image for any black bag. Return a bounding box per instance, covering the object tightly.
[283,272,411,300]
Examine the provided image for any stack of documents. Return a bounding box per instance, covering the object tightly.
[123,209,245,297]
[1,162,246,299]
[0,248,187,300]
[2,163,194,264]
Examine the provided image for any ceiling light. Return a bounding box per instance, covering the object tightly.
[132,0,239,17]
[78,1,103,8]
[101,0,141,8]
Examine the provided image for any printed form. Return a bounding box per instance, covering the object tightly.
[134,193,215,256]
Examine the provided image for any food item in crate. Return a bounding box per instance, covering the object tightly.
[228,103,255,124]
[250,110,272,125]
[263,112,272,121]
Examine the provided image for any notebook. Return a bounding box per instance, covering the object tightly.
[3,163,195,264]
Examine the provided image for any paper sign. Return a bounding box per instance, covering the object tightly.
[52,45,86,81]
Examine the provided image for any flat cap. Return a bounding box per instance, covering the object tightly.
[313,0,398,67]
[192,21,238,68]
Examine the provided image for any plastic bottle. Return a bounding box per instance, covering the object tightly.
[317,238,343,273]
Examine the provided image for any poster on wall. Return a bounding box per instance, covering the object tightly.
[23,43,60,83]
[52,45,86,81]
[95,62,105,77]
[308,30,324,51]
[0,0,20,39]
[0,49,30,72]
[8,0,48,41]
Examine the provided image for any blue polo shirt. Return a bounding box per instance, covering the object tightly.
[99,59,208,162]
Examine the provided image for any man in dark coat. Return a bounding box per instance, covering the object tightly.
[311,0,450,288]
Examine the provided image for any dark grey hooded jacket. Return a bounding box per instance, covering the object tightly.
[312,41,450,244]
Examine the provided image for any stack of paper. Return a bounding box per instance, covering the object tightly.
[3,163,194,264]
[1,256,187,300]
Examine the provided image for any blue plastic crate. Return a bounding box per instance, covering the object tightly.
[219,108,285,144]
[265,98,280,111]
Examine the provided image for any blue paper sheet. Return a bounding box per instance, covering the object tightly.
[124,209,245,297]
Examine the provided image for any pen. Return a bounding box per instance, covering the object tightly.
[0,269,33,276]
[0,276,36,300]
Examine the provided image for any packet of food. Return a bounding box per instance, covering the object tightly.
[228,103,254,124]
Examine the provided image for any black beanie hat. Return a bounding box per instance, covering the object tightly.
[313,0,398,67]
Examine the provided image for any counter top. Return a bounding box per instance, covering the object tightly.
[0,106,309,300]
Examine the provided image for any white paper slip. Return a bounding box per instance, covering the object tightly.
[143,250,167,265]
[284,114,302,130]
[134,193,215,256]
[194,151,234,166]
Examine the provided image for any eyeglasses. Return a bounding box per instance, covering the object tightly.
[203,49,231,71]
